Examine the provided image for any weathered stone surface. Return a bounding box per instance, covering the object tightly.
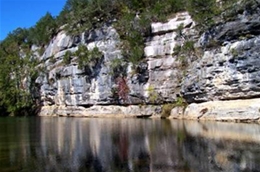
[169,106,185,119]
[182,36,260,103]
[36,12,195,116]
[151,12,194,34]
[182,3,260,104]
[36,4,260,122]
[199,1,260,47]
[142,12,196,103]
[173,98,260,122]
[39,105,162,118]
[37,24,122,108]
[42,31,72,60]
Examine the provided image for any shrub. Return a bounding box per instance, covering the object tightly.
[161,104,175,118]
[175,97,187,107]
[161,97,187,118]
[185,0,219,30]
[146,85,159,104]
[63,51,72,65]
[109,58,127,78]
[76,45,103,70]
[28,12,57,46]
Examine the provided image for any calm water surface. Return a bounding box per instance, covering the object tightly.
[0,117,260,172]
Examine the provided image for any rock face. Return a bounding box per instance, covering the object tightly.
[37,12,195,117]
[36,1,260,121]
[144,12,196,103]
[37,25,121,108]
[182,36,260,103]
[178,1,260,121]
[170,98,260,122]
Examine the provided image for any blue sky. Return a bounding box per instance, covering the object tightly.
[0,0,66,40]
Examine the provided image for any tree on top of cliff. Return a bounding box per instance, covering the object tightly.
[28,12,57,46]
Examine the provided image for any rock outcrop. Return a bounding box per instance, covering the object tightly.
[37,12,196,117]
[170,98,260,122]
[179,1,260,122]
[36,1,260,122]
[182,6,260,102]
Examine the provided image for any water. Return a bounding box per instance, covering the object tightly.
[0,117,260,172]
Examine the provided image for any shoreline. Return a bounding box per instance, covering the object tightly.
[38,98,260,123]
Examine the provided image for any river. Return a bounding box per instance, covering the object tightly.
[0,117,260,172]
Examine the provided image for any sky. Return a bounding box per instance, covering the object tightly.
[0,0,67,41]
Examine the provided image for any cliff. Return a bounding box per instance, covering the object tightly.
[31,0,260,121]
[36,12,195,117]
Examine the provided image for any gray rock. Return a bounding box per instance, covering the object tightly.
[182,36,260,103]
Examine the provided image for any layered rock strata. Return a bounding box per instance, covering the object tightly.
[37,12,195,117]
[36,1,260,121]
[180,1,260,122]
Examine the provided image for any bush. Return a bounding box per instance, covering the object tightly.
[185,0,220,30]
[161,97,187,118]
[76,45,103,70]
[161,104,175,118]
[146,85,159,104]
[49,55,56,64]
[109,58,127,78]
[28,12,57,46]
[63,51,72,65]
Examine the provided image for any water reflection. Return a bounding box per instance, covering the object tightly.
[0,117,260,172]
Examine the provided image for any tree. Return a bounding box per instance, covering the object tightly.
[186,0,219,29]
[0,30,39,116]
[30,12,57,46]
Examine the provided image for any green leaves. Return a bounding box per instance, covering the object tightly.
[0,31,39,116]
[62,44,103,70]
[30,12,57,46]
[185,0,219,29]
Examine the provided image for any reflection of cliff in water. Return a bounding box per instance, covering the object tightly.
[1,118,260,172]
[182,121,260,172]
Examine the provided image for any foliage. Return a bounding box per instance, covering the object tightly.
[173,40,195,69]
[161,104,175,118]
[0,31,39,116]
[76,45,103,70]
[146,85,159,104]
[49,55,56,64]
[185,0,219,30]
[109,58,127,78]
[63,51,72,65]
[28,12,57,46]
[175,97,187,107]
[161,97,187,118]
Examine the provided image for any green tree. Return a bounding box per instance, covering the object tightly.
[29,12,57,46]
[0,30,39,116]
[186,0,219,29]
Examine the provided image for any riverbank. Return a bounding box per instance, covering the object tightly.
[171,98,260,123]
[39,98,260,123]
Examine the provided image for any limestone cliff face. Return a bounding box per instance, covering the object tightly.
[37,12,195,117]
[36,25,121,107]
[176,1,260,121]
[182,3,260,103]
[37,1,260,121]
